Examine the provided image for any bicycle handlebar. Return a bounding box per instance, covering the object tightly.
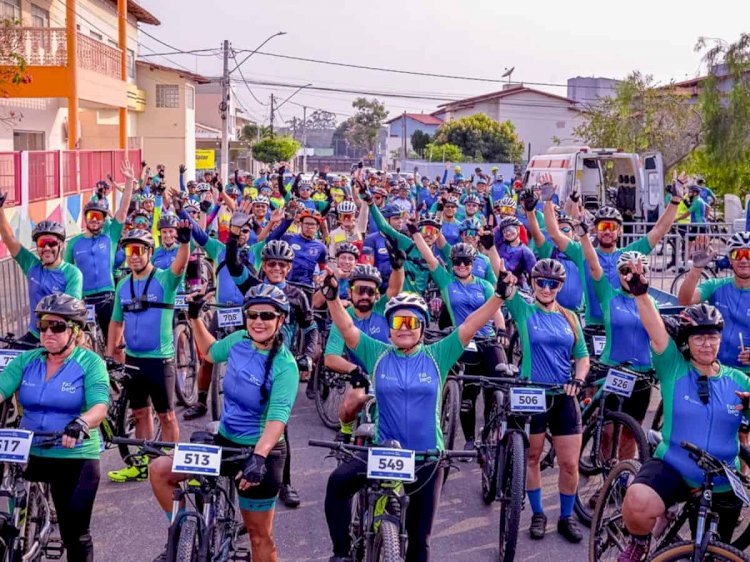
[308,439,478,459]
[455,375,564,391]
[109,437,281,459]
[681,440,750,484]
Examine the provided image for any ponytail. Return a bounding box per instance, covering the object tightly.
[259,330,284,404]
[554,303,580,347]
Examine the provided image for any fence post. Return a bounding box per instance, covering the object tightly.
[20,151,29,209]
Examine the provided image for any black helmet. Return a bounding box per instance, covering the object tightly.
[418,213,441,228]
[261,240,294,262]
[678,303,724,338]
[531,258,566,282]
[350,264,382,286]
[35,293,88,327]
[336,242,360,259]
[556,210,575,226]
[31,221,65,242]
[594,206,623,224]
[498,216,522,231]
[243,284,289,315]
[120,229,155,249]
[450,243,477,261]
[157,213,179,230]
[83,199,107,214]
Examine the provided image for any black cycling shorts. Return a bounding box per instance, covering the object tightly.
[515,394,582,437]
[214,434,286,512]
[124,355,176,413]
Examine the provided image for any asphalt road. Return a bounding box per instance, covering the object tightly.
[89,384,593,562]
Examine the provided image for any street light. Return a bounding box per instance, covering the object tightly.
[230,31,286,73]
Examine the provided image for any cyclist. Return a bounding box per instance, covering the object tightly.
[322,275,511,562]
[494,196,530,245]
[462,193,484,225]
[617,263,750,561]
[438,218,497,285]
[149,284,298,562]
[494,215,536,285]
[327,200,369,257]
[494,259,589,543]
[0,294,108,562]
[106,224,190,483]
[439,196,462,245]
[269,208,328,287]
[0,197,82,345]
[362,204,405,289]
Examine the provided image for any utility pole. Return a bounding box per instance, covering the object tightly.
[401,112,407,163]
[301,105,308,173]
[270,94,275,136]
[220,39,230,182]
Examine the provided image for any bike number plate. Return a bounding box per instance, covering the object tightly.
[0,430,33,463]
[464,340,477,352]
[510,387,546,413]
[592,336,606,356]
[217,307,243,328]
[174,295,187,310]
[367,448,415,481]
[0,350,22,371]
[172,444,222,476]
[725,466,750,507]
[603,369,636,398]
[85,305,96,323]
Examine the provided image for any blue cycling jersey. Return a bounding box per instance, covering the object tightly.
[441,221,461,246]
[363,231,392,288]
[536,240,583,311]
[64,219,124,296]
[698,277,750,373]
[431,265,495,337]
[280,233,328,287]
[202,238,246,306]
[152,245,179,270]
[494,240,536,281]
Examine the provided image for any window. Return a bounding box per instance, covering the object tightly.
[89,30,102,41]
[30,4,49,27]
[0,0,20,20]
[185,85,195,110]
[126,49,135,80]
[155,84,179,108]
[13,131,45,151]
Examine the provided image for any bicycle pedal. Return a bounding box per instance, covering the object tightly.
[44,539,65,560]
[230,547,251,561]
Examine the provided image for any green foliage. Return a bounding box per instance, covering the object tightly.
[431,113,523,163]
[682,148,750,199]
[424,142,463,162]
[332,118,354,156]
[345,98,388,153]
[410,129,431,153]
[0,18,30,95]
[240,123,271,142]
[251,136,301,164]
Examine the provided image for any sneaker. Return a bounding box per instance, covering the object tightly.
[107,459,149,483]
[557,516,583,543]
[305,382,316,400]
[529,512,547,539]
[183,402,207,421]
[152,546,167,562]
[617,536,650,562]
[279,484,301,508]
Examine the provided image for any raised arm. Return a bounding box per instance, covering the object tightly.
[322,274,361,350]
[0,195,21,257]
[458,292,505,347]
[543,200,571,252]
[526,204,546,248]
[677,238,711,305]
[411,229,440,272]
[579,224,603,281]
[646,195,679,248]
[114,160,136,224]
[170,219,191,277]
[627,260,669,353]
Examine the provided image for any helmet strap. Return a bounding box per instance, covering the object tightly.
[47,327,76,357]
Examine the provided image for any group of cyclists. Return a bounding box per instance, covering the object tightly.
[0,156,748,562]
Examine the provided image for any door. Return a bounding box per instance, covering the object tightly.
[642,152,665,220]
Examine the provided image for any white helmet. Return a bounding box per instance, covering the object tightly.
[337,201,357,215]
[617,251,649,274]
[253,195,270,207]
[727,232,750,252]
[384,292,429,322]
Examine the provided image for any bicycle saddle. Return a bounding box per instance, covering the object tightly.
[353,423,375,440]
[495,364,519,377]
[378,439,402,449]
[189,431,215,445]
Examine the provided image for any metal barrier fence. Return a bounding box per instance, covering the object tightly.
[0,257,28,337]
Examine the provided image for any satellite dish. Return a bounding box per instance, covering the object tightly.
[501,66,515,78]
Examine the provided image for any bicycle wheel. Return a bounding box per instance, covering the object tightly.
[115,390,163,465]
[576,410,649,526]
[508,331,522,367]
[174,323,198,407]
[497,432,525,562]
[441,377,461,451]
[480,391,503,505]
[313,366,348,430]
[649,540,749,562]
[369,519,403,562]
[175,516,200,562]
[20,483,51,562]
[588,459,641,562]
[669,267,711,295]
[730,445,750,550]
[210,362,227,422]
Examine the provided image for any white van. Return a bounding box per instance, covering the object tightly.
[522,146,665,221]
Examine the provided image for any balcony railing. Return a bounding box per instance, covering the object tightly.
[0,27,123,79]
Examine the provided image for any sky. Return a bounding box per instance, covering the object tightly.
[137,0,749,127]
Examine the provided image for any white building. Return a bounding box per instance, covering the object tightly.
[567,76,619,104]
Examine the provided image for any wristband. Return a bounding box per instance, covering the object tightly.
[670,198,681,206]
[339,420,354,435]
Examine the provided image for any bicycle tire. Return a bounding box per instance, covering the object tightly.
[369,519,403,562]
[175,517,200,562]
[649,540,750,562]
[508,331,522,367]
[588,459,641,562]
[440,378,461,484]
[210,362,227,422]
[576,410,649,527]
[115,390,162,466]
[480,391,503,505]
[669,267,711,295]
[173,322,198,407]
[20,482,50,562]
[313,366,348,430]
[497,432,525,562]
[729,445,750,550]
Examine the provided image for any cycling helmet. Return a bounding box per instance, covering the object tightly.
[498,216,522,232]
[157,213,179,230]
[349,264,382,286]
[195,182,211,193]
[184,201,201,214]
[727,232,750,252]
[464,194,482,206]
[298,209,323,223]
[31,221,65,242]
[261,240,294,263]
[381,204,403,219]
[243,284,289,315]
[418,213,441,228]
[120,229,155,249]
[337,201,357,215]
[459,218,482,234]
[83,199,107,214]
[225,184,239,197]
[35,293,88,327]
[531,258,567,282]
[594,206,623,224]
[299,177,312,189]
[141,193,155,202]
[444,196,459,207]
[373,187,388,197]
[616,251,649,274]
[495,197,516,211]
[450,243,477,261]
[336,242,360,259]
[384,292,429,323]
[556,210,575,226]
[252,195,270,207]
[677,304,724,354]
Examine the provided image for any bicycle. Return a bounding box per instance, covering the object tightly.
[669,253,733,295]
[205,303,246,422]
[81,293,111,357]
[309,439,475,562]
[458,369,563,562]
[589,439,750,562]
[173,294,199,408]
[310,310,351,430]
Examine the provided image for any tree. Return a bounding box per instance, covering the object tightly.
[0,18,30,126]
[251,136,301,164]
[240,123,271,143]
[572,72,702,170]
[307,109,337,130]
[424,142,463,163]
[345,98,388,154]
[431,113,524,163]
[332,118,354,156]
[411,130,431,154]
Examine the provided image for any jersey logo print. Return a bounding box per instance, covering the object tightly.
[418,372,432,384]
[60,382,77,394]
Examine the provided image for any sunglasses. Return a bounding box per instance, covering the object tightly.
[421,226,439,237]
[596,221,619,233]
[37,319,70,334]
[264,260,289,269]
[124,245,148,257]
[454,257,474,267]
[462,229,478,238]
[300,187,312,192]
[85,211,105,222]
[730,248,750,261]
[560,226,573,234]
[246,310,282,321]
[352,286,377,297]
[499,206,515,214]
[240,228,252,234]
[373,194,384,199]
[390,315,422,331]
[535,278,562,290]
[36,238,59,250]
[133,217,148,225]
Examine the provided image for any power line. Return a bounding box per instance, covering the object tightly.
[230,51,268,106]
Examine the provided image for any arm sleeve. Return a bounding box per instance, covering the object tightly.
[206,204,221,226]
[224,235,244,277]
[430,263,453,290]
[188,218,209,247]
[625,236,653,255]
[324,323,346,356]
[111,280,124,322]
[370,204,412,251]
[350,332,390,376]
[83,354,110,409]
[483,255,497,285]
[441,170,448,185]
[208,330,245,363]
[265,353,299,423]
[356,203,369,235]
[650,337,684,383]
[427,330,466,380]
[265,218,293,242]
[179,172,185,192]
[65,266,83,298]
[571,316,588,359]
[63,238,75,264]
[14,246,38,275]
[0,351,30,401]
[697,278,721,301]
[592,274,613,305]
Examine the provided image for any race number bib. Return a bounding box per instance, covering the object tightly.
[510,387,546,413]
[171,444,222,476]
[0,429,33,463]
[725,466,750,507]
[0,350,22,371]
[174,295,187,310]
[464,340,477,352]
[603,369,636,398]
[592,336,606,356]
[85,305,96,324]
[217,307,243,328]
[367,448,415,481]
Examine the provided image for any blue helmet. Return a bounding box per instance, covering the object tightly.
[243,284,289,315]
[381,204,403,219]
